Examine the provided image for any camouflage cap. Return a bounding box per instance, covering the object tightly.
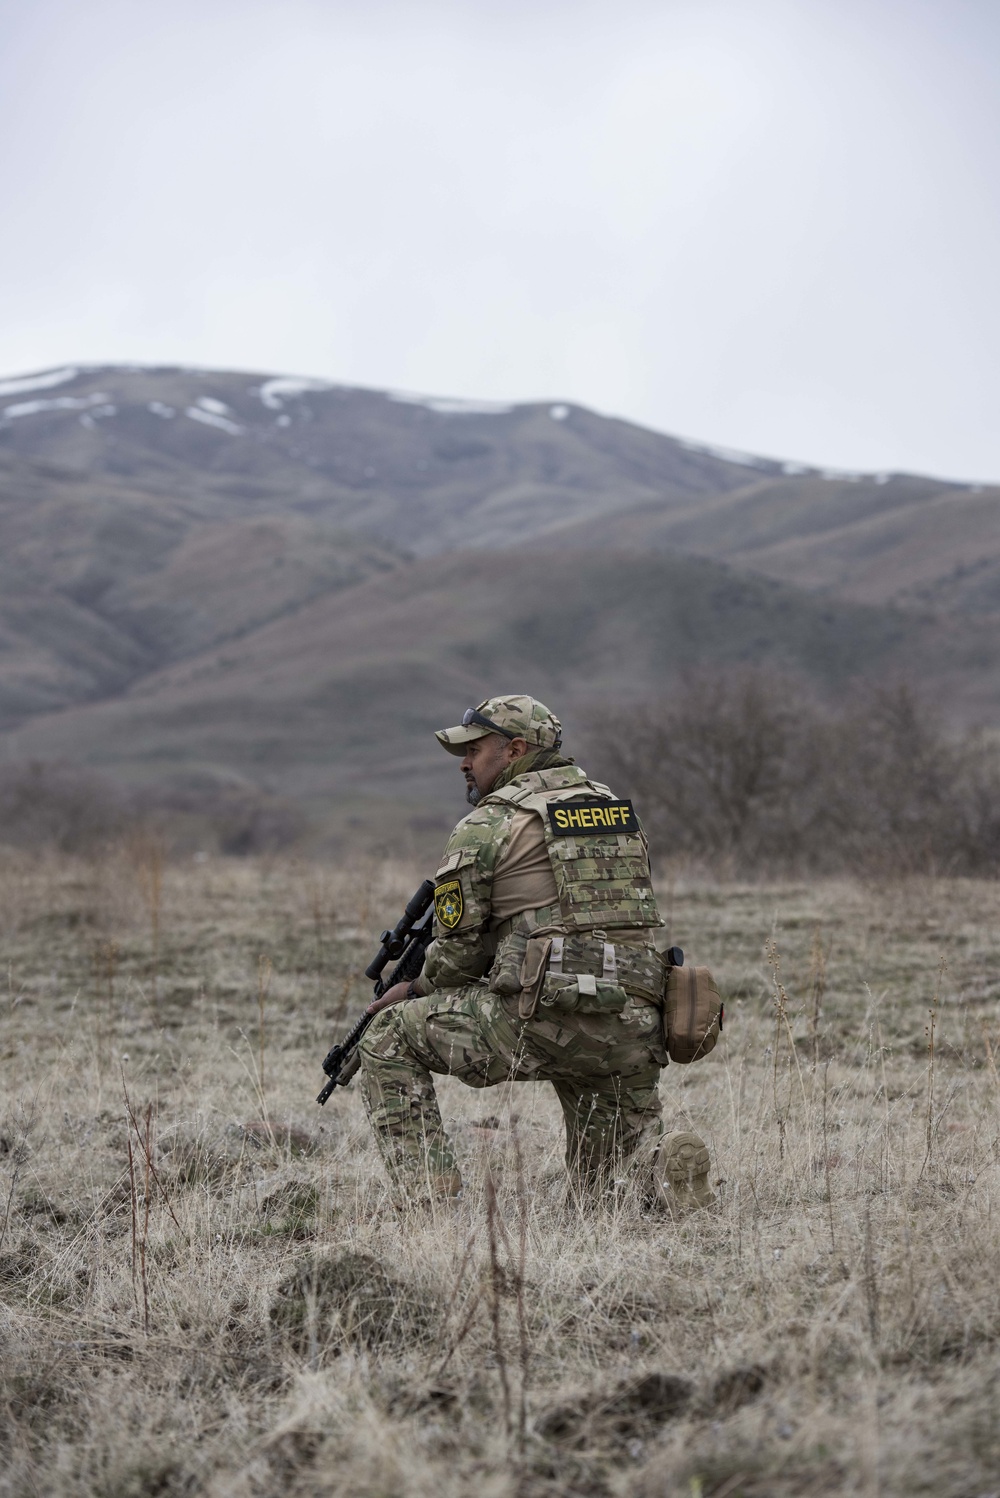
[435,695,563,756]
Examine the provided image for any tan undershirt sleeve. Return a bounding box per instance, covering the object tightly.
[488,809,559,925]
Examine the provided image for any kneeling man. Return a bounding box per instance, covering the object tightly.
[359,694,713,1209]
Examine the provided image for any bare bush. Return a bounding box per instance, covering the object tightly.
[589,671,1000,876]
[141,776,307,856]
[820,684,1000,875]
[0,761,130,853]
[0,760,306,857]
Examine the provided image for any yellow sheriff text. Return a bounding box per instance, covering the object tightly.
[549,800,637,836]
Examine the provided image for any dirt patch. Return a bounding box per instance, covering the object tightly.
[709,1363,768,1413]
[537,1371,693,1446]
[270,1250,438,1358]
[258,1179,320,1239]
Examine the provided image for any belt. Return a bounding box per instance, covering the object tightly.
[489,910,655,944]
[490,907,560,943]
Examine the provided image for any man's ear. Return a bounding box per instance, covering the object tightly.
[506,736,529,761]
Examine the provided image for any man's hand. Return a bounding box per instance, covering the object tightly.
[366,981,414,1016]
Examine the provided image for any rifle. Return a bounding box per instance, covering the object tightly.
[316,878,436,1105]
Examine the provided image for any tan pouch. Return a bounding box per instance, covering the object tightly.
[664,965,723,1064]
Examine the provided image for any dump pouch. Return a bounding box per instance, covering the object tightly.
[663,965,723,1064]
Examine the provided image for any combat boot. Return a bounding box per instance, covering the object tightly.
[431,1168,464,1200]
[390,1168,464,1215]
[652,1131,715,1215]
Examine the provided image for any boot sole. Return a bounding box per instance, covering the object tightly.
[653,1130,716,1213]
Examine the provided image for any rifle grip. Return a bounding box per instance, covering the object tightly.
[338,1049,362,1086]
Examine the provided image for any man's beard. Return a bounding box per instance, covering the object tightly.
[465,779,481,806]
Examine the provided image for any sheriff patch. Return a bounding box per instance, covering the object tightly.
[548,798,640,836]
[435,878,464,930]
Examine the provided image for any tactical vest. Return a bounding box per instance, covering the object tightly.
[486,776,662,932]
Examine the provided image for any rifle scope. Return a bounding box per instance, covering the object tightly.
[364,878,436,979]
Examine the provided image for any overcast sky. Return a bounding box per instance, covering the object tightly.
[1,0,998,480]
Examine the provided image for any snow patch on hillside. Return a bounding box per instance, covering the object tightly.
[389,390,513,416]
[0,367,79,398]
[78,403,116,427]
[186,406,243,435]
[678,439,771,470]
[257,377,333,410]
[2,392,109,420]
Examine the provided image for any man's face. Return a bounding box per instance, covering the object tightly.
[460,734,527,804]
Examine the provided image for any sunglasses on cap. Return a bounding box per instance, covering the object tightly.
[462,706,519,740]
[461,706,561,749]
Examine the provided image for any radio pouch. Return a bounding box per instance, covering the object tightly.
[518,935,553,1019]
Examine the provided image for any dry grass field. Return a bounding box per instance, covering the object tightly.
[1,848,999,1496]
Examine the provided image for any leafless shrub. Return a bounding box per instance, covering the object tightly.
[819,683,1000,875]
[589,669,1000,876]
[0,760,306,857]
[0,761,131,853]
[143,775,307,855]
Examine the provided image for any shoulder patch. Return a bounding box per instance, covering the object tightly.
[548,798,639,836]
[435,879,464,930]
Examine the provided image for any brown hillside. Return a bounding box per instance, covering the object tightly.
[6,545,997,844]
[0,364,767,557]
[0,446,399,727]
[549,473,1000,616]
[1,364,997,839]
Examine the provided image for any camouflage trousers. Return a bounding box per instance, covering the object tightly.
[359,984,666,1202]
